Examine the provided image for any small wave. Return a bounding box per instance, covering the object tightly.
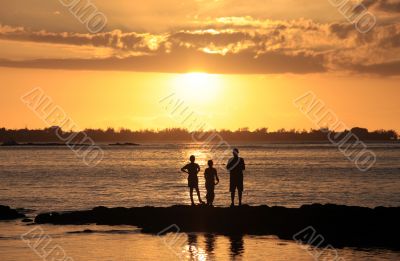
[16,208,36,215]
[67,229,141,235]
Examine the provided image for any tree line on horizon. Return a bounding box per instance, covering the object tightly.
[0,126,398,144]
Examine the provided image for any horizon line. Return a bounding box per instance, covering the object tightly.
[1,126,398,134]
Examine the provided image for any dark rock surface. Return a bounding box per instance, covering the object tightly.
[108,142,140,146]
[35,204,400,249]
[0,205,26,220]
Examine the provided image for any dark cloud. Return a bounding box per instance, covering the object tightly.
[0,23,295,53]
[360,0,400,13]
[329,23,355,39]
[0,48,326,74]
[0,28,148,51]
[351,60,400,75]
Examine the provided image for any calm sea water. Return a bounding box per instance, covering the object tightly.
[0,143,399,260]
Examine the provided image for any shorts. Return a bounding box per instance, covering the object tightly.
[188,175,199,188]
[230,173,243,192]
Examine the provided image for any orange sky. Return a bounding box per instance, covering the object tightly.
[1,68,399,132]
[0,1,399,131]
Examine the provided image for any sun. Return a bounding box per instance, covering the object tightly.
[173,72,222,102]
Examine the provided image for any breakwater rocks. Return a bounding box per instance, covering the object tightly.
[0,205,26,220]
[35,204,400,249]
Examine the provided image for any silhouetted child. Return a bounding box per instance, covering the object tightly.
[181,155,204,206]
[204,160,219,206]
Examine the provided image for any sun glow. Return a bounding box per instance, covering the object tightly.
[173,72,222,102]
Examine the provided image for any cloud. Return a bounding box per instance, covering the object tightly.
[0,26,153,52]
[0,0,346,33]
[360,0,400,13]
[327,22,400,68]
[0,48,326,74]
[351,60,400,75]
[0,15,399,75]
[0,19,324,53]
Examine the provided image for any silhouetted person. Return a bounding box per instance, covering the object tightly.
[226,148,245,207]
[181,155,204,206]
[204,160,219,206]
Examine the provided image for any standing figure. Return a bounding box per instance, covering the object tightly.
[204,160,219,206]
[181,155,204,206]
[226,148,245,207]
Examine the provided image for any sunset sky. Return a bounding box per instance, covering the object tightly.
[1,0,399,131]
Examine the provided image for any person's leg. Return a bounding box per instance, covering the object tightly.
[190,187,195,205]
[196,187,203,203]
[210,190,215,206]
[238,175,243,206]
[230,177,235,206]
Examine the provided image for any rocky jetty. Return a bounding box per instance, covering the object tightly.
[108,142,140,146]
[35,204,400,249]
[0,205,26,220]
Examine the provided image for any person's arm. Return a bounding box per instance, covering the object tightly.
[197,164,201,174]
[226,158,232,170]
[181,164,188,174]
[242,158,246,171]
[215,170,220,185]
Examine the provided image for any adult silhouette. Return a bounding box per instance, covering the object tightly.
[226,148,245,206]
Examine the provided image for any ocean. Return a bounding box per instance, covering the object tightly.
[0,143,399,260]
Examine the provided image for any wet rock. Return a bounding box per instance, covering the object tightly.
[0,205,26,220]
[67,229,94,234]
[35,204,400,250]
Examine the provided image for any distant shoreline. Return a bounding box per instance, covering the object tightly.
[1,140,399,147]
[1,127,398,145]
[0,142,140,147]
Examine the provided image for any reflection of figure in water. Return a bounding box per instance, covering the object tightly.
[204,160,219,206]
[204,233,216,254]
[181,155,204,206]
[229,234,244,257]
[226,148,246,207]
[187,234,198,259]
